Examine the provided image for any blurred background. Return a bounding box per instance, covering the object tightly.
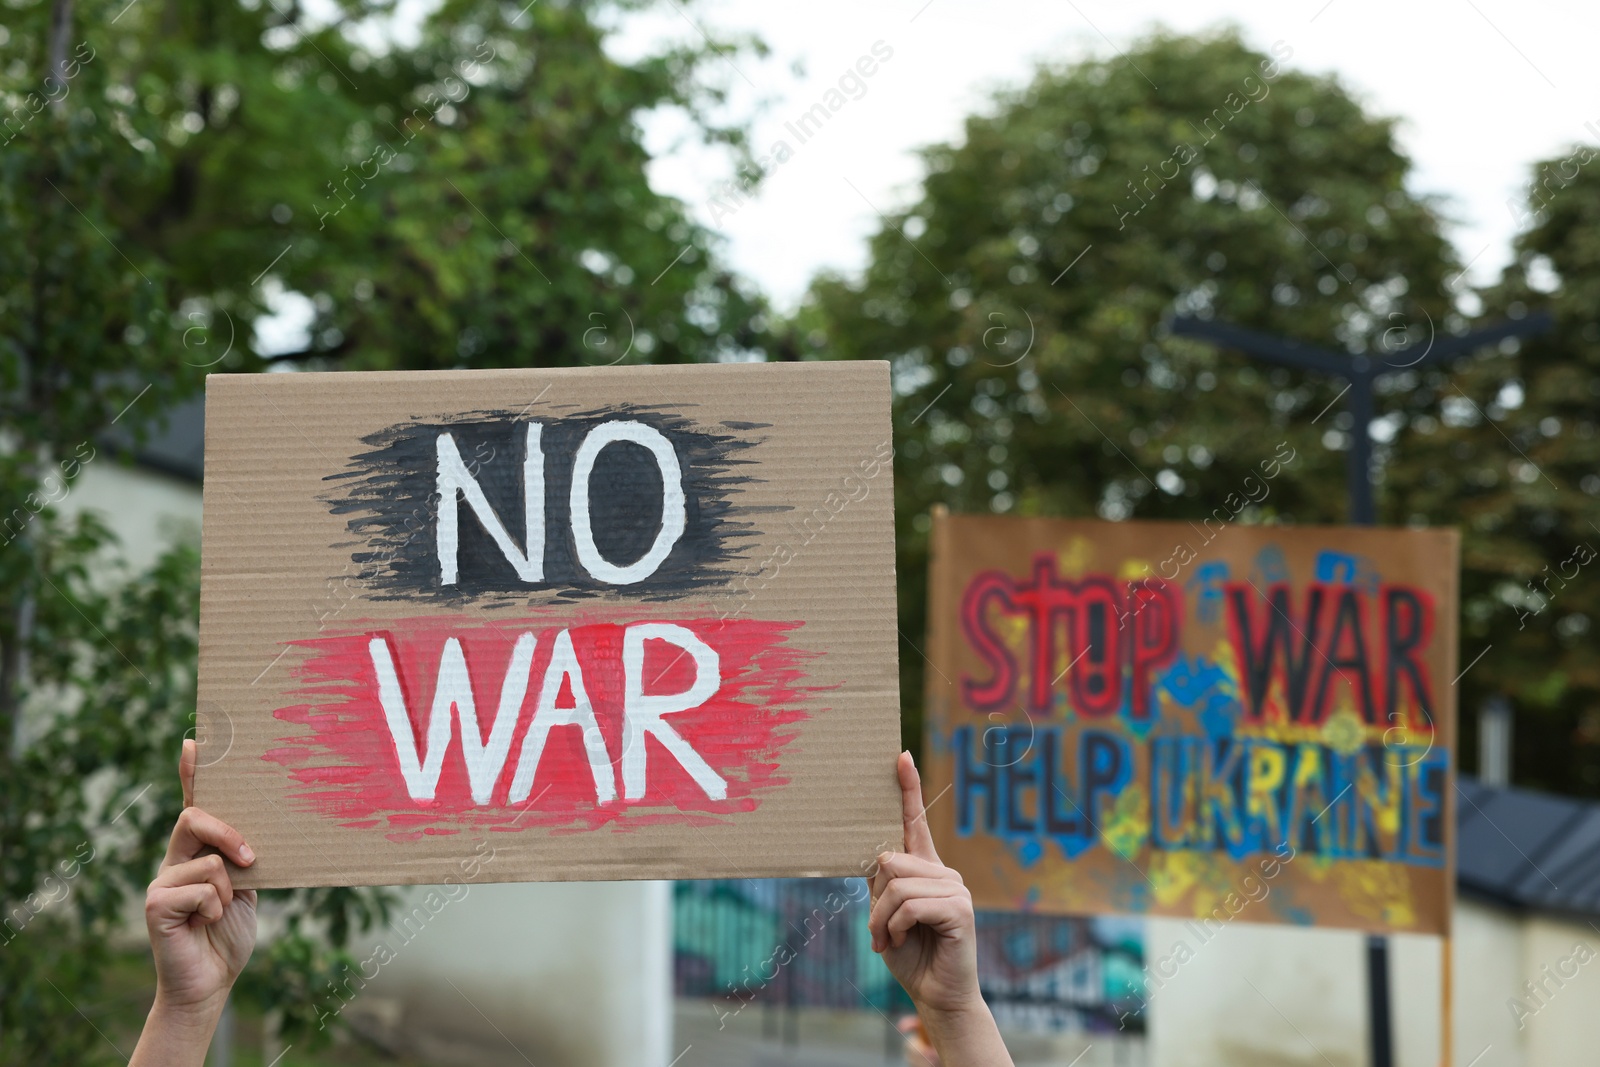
[4,0,1600,1064]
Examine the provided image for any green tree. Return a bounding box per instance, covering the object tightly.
[1,0,764,1057]
[280,0,768,371]
[1433,151,1600,796]
[0,0,382,1056]
[797,30,1466,748]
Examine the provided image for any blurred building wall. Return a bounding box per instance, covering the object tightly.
[1449,899,1524,1067]
[343,881,673,1067]
[1147,899,1600,1067]
[1511,912,1600,1067]
[1144,917,1366,1067]
[64,461,202,571]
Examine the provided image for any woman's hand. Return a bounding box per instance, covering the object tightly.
[869,752,1012,1065]
[132,740,257,1067]
[870,751,980,1012]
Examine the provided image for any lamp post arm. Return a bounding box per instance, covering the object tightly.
[1375,311,1554,372]
[1169,316,1349,376]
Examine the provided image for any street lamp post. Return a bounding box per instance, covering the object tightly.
[1170,313,1551,523]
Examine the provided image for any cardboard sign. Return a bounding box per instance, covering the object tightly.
[194,363,902,888]
[924,512,1458,935]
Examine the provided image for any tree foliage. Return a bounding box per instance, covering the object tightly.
[0,0,762,1058]
[0,534,202,1063]
[1442,152,1600,794]
[293,0,768,371]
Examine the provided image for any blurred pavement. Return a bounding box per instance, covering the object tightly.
[674,1000,1140,1067]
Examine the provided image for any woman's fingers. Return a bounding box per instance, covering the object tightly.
[146,882,224,932]
[898,751,941,862]
[164,807,254,869]
[882,892,973,951]
[871,851,958,906]
[152,854,235,912]
[869,877,968,951]
[180,739,197,809]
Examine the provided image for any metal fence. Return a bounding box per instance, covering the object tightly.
[674,877,903,1014]
[975,911,1146,1033]
[673,878,1145,1038]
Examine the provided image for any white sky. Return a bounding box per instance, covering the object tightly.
[619,0,1600,312]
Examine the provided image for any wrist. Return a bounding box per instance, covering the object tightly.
[914,994,1013,1066]
[149,989,228,1033]
[915,992,992,1036]
[133,992,228,1067]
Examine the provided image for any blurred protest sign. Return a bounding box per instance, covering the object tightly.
[194,363,901,888]
[924,511,1458,934]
